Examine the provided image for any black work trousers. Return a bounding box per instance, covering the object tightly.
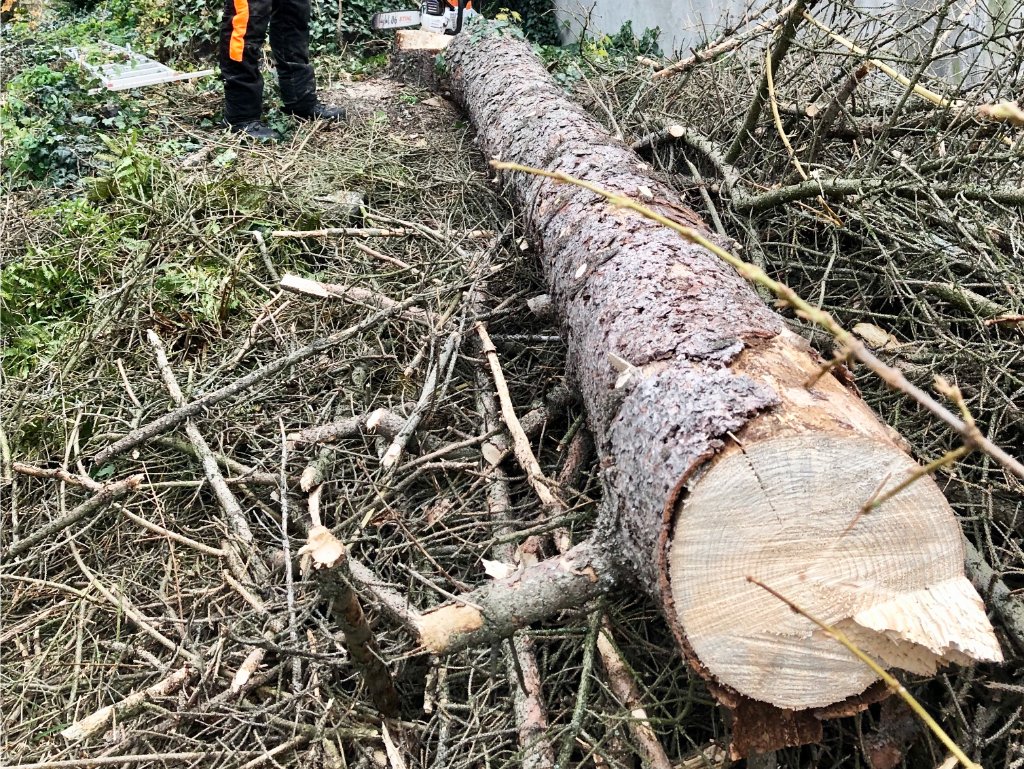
[219,0,317,124]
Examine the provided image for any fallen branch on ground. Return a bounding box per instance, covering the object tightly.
[286,405,414,445]
[3,474,143,561]
[60,667,192,742]
[653,1,800,80]
[92,295,423,466]
[476,321,561,509]
[473,355,555,769]
[270,226,494,240]
[148,330,267,577]
[382,331,460,469]
[279,274,429,324]
[300,526,400,715]
[733,176,1024,211]
[726,0,809,163]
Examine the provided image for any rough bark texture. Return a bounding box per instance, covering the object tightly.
[439,22,1001,754]
[447,26,783,591]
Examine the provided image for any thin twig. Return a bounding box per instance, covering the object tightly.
[67,539,200,665]
[3,475,143,560]
[382,332,459,469]
[93,295,423,466]
[653,1,799,80]
[148,330,266,575]
[476,321,561,508]
[279,273,429,324]
[271,226,419,238]
[557,609,602,768]
[0,753,259,769]
[725,0,808,164]
[279,418,302,695]
[60,666,193,742]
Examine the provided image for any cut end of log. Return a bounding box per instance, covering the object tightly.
[669,433,1001,710]
[417,603,484,654]
[392,30,452,90]
[845,575,1003,667]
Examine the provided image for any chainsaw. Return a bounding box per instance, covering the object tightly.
[371,0,477,36]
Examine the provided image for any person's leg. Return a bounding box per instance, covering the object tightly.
[219,0,273,125]
[268,0,317,114]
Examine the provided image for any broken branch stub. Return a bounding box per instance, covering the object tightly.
[417,540,614,654]
[301,526,400,716]
[427,22,1003,753]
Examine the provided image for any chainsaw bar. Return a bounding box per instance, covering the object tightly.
[371,10,422,29]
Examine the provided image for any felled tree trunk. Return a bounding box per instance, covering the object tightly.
[399,24,1001,755]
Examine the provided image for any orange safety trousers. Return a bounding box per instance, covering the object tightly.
[219,0,317,124]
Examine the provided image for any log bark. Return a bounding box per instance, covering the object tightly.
[399,22,1002,754]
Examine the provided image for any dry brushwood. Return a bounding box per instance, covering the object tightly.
[0,78,518,768]
[472,339,557,769]
[91,294,424,466]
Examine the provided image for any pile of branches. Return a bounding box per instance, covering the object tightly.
[2,81,709,769]
[579,0,1023,496]
[574,0,1024,593]
[2,1,1023,768]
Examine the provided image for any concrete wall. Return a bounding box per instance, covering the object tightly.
[550,0,772,56]
[549,0,1018,84]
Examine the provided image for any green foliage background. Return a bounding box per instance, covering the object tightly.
[0,0,657,377]
[95,0,564,62]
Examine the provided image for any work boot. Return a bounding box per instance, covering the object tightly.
[226,120,278,141]
[284,102,347,122]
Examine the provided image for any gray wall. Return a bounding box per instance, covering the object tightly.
[550,0,771,56]
[549,0,1020,87]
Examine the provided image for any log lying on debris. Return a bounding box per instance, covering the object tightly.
[394,23,1002,754]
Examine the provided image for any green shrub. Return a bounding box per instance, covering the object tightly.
[112,0,395,61]
[0,198,139,375]
[116,0,221,60]
[1,53,147,187]
[108,0,560,65]
[0,140,264,375]
[539,19,662,84]
[495,0,559,45]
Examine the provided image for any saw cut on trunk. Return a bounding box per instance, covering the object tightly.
[395,21,1002,754]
